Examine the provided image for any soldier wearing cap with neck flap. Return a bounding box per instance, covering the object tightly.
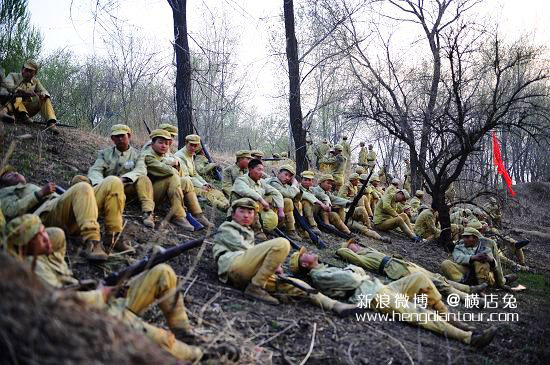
[142,129,211,231]
[72,124,155,232]
[175,134,229,212]
[222,150,252,197]
[0,59,59,133]
[289,246,497,348]
[4,214,218,362]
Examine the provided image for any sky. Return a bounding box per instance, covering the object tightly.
[26,0,550,117]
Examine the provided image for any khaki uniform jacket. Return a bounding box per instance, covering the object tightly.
[358,148,368,165]
[195,155,217,175]
[309,263,384,304]
[373,189,399,225]
[316,143,330,159]
[0,184,60,220]
[366,150,377,166]
[414,209,440,238]
[409,197,421,212]
[88,146,146,186]
[222,164,246,196]
[336,247,411,280]
[299,185,320,205]
[1,72,50,97]
[320,154,347,177]
[231,175,283,209]
[174,148,208,188]
[265,177,300,200]
[212,221,255,283]
[338,182,357,199]
[484,202,501,222]
[141,148,180,179]
[312,186,350,208]
[452,237,495,265]
[341,141,351,157]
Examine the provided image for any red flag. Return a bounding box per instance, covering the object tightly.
[492,132,515,196]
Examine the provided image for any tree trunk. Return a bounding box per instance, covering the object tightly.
[171,0,193,145]
[283,0,307,174]
[432,183,453,252]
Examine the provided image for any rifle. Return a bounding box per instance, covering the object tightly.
[293,207,327,248]
[186,213,204,231]
[273,227,301,250]
[314,214,353,239]
[34,121,77,129]
[344,168,375,225]
[104,235,210,286]
[142,119,151,134]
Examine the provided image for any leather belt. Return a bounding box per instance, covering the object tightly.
[378,256,392,275]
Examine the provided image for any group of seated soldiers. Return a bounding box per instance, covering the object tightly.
[0,121,532,361]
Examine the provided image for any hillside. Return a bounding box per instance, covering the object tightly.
[1,123,549,364]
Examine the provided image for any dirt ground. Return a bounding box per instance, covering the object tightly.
[1,122,549,364]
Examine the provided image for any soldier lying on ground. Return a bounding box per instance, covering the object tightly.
[0,167,115,261]
[175,134,229,211]
[336,239,487,303]
[440,227,518,290]
[290,247,498,348]
[72,124,155,231]
[4,214,238,362]
[211,197,363,317]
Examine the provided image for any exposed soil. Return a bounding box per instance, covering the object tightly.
[1,122,549,364]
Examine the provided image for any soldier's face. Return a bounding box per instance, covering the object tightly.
[27,225,52,256]
[186,142,200,155]
[463,235,478,247]
[0,172,26,187]
[301,177,313,189]
[111,133,130,151]
[396,192,407,202]
[299,252,319,270]
[249,164,265,181]
[278,170,293,184]
[152,138,170,155]
[372,181,379,187]
[351,179,359,186]
[237,157,251,169]
[233,207,255,226]
[320,180,333,191]
[21,67,36,81]
[348,242,361,252]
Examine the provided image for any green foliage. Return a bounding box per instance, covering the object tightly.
[0,0,42,74]
[518,272,550,303]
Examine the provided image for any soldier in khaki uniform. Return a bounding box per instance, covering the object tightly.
[222,150,252,197]
[319,145,346,191]
[230,159,284,239]
[440,227,517,289]
[3,214,216,362]
[337,240,487,302]
[142,123,178,151]
[0,60,58,133]
[0,167,113,261]
[358,142,368,169]
[212,198,362,317]
[414,206,441,241]
[265,165,301,240]
[306,139,316,169]
[366,144,377,173]
[340,135,351,174]
[250,150,264,160]
[312,174,351,235]
[484,197,502,227]
[317,139,331,172]
[290,247,497,348]
[175,134,229,211]
[142,129,210,231]
[409,190,424,216]
[364,175,382,217]
[72,124,155,231]
[298,170,327,235]
[403,159,411,193]
[373,188,423,242]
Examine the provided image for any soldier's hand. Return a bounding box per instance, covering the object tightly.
[260,198,270,211]
[203,184,212,191]
[39,182,57,198]
[275,265,284,275]
[277,207,285,220]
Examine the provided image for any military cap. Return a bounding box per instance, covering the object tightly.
[415,190,425,197]
[250,150,264,158]
[289,246,306,274]
[359,174,369,181]
[370,175,380,182]
[159,123,178,136]
[462,227,481,238]
[281,152,288,158]
[185,134,201,144]
[236,150,252,159]
[111,124,131,136]
[360,142,365,146]
[397,189,410,199]
[464,209,472,215]
[231,197,257,211]
[23,59,39,71]
[6,214,42,248]
[273,153,281,158]
[279,164,295,176]
[301,170,315,179]
[368,144,373,148]
[341,238,359,249]
[419,204,429,211]
[319,174,335,183]
[349,173,360,180]
[467,220,483,230]
[391,178,401,185]
[355,167,365,174]
[0,164,16,177]
[333,144,343,151]
[150,129,172,140]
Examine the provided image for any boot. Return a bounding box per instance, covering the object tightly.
[244,283,279,305]
[142,211,155,228]
[332,301,365,318]
[172,216,195,231]
[504,274,518,285]
[201,343,240,362]
[172,325,201,344]
[46,119,59,135]
[255,231,268,241]
[18,112,32,124]
[470,326,497,348]
[381,236,392,244]
[286,230,301,241]
[515,239,530,250]
[195,213,214,228]
[82,240,109,261]
[104,233,134,253]
[0,108,15,123]
[311,226,322,235]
